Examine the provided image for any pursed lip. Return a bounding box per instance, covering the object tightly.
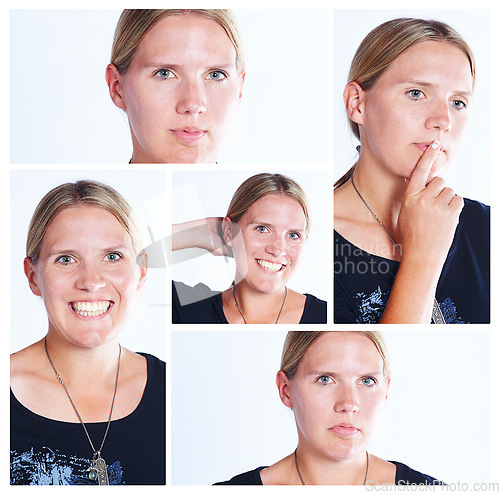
[170,127,207,143]
[328,423,360,437]
[414,142,445,154]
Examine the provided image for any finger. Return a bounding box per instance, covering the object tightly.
[436,186,457,205]
[405,140,442,197]
[449,194,465,214]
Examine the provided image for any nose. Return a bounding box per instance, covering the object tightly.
[334,384,360,414]
[175,78,207,115]
[75,263,106,292]
[425,100,452,132]
[265,236,287,257]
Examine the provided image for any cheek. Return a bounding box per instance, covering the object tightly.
[207,84,241,125]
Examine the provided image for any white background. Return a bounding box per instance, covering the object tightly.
[10,9,328,165]
[172,330,491,485]
[10,169,167,360]
[172,169,328,302]
[334,9,491,204]
[3,1,499,492]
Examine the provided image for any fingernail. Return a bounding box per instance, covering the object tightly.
[431,140,440,149]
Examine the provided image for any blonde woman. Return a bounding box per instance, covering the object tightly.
[334,18,489,324]
[106,9,245,164]
[172,173,326,324]
[10,181,165,485]
[216,331,441,485]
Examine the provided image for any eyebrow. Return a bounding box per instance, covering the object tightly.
[145,62,236,71]
[399,79,473,97]
[307,369,384,377]
[248,219,307,232]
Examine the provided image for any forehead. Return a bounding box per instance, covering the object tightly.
[133,13,236,66]
[374,40,473,92]
[299,332,384,374]
[240,194,307,226]
[43,206,131,246]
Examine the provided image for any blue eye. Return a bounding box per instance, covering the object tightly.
[407,89,425,100]
[206,70,227,81]
[450,99,467,110]
[317,375,333,385]
[256,225,269,233]
[155,69,175,80]
[288,232,301,240]
[360,377,376,387]
[105,252,122,263]
[56,255,75,265]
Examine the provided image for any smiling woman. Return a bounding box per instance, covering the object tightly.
[215,331,441,485]
[333,17,489,324]
[105,9,245,163]
[10,181,165,485]
[172,173,326,324]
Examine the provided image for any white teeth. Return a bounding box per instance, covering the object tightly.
[72,301,111,317]
[257,259,283,272]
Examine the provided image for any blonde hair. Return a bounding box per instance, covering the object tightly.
[335,17,476,189]
[26,180,143,264]
[110,9,245,74]
[226,173,310,232]
[281,331,391,379]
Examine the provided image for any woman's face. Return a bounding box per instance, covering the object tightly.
[355,40,473,182]
[280,332,389,461]
[109,13,244,163]
[228,194,308,294]
[25,205,146,348]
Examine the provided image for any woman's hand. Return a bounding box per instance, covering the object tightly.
[380,140,463,323]
[172,218,233,257]
[398,140,464,268]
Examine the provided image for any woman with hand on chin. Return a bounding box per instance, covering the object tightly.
[10,181,165,485]
[106,9,245,164]
[172,173,326,324]
[216,331,441,485]
[334,18,489,324]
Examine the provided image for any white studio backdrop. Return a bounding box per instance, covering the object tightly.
[171,330,491,485]
[171,169,328,303]
[10,169,167,361]
[334,9,491,205]
[10,9,328,165]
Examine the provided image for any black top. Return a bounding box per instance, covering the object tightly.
[172,281,327,323]
[214,461,443,485]
[10,353,166,485]
[334,198,490,323]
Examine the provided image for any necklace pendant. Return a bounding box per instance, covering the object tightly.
[88,453,109,485]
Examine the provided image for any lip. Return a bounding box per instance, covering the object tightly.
[170,127,207,144]
[69,300,113,319]
[255,259,285,273]
[329,424,360,437]
[414,142,445,154]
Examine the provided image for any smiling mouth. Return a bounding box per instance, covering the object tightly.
[70,301,112,317]
[256,259,285,272]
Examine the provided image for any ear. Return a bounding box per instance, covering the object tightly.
[105,63,127,111]
[276,371,293,409]
[344,81,366,126]
[24,257,42,296]
[385,377,391,400]
[238,72,246,99]
[136,252,148,290]
[222,216,234,246]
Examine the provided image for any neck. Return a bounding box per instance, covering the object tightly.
[231,280,287,324]
[44,332,121,386]
[353,153,408,229]
[294,445,369,485]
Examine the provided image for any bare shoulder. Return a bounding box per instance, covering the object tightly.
[260,454,297,485]
[10,340,45,381]
[367,454,398,485]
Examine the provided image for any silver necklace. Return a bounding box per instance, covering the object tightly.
[231,283,287,324]
[44,337,122,485]
[294,449,369,485]
[350,169,445,324]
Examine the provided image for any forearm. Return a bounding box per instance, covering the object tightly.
[378,258,442,324]
[172,217,228,255]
